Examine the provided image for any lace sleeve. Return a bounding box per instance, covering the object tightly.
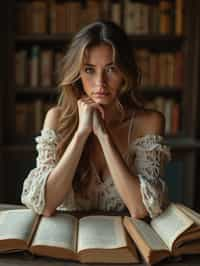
[21,128,58,214]
[130,135,171,219]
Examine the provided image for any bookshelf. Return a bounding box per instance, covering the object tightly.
[1,0,200,210]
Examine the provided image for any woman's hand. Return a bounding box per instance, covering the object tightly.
[76,97,104,137]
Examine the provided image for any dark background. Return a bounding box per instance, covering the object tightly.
[0,0,200,211]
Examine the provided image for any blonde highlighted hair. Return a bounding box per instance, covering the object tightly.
[56,20,143,192]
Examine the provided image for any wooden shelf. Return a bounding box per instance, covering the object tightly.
[139,86,182,96]
[129,34,185,42]
[0,145,35,152]
[16,87,58,95]
[129,34,185,49]
[164,137,200,150]
[16,33,73,43]
[15,34,185,47]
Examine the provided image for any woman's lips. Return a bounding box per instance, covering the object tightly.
[93,92,110,97]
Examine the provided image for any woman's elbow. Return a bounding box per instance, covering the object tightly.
[42,205,56,217]
[129,203,148,219]
[130,210,148,219]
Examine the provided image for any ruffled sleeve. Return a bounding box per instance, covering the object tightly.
[129,135,171,219]
[21,128,58,214]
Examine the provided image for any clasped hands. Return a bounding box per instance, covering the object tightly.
[77,97,107,139]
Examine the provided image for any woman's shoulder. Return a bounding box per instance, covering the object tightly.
[133,108,165,137]
[135,108,165,123]
[43,106,64,130]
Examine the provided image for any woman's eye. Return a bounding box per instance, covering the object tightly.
[85,67,94,74]
[106,66,117,73]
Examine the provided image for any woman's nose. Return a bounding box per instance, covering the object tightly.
[95,71,106,86]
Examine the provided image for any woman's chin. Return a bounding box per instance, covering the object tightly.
[92,97,112,105]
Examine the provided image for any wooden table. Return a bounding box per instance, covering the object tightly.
[0,204,200,266]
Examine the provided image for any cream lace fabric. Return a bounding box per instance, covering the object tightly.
[21,128,170,218]
[127,135,171,218]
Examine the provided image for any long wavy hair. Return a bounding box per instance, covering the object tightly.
[56,20,143,193]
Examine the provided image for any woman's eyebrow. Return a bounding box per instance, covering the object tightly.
[84,62,114,67]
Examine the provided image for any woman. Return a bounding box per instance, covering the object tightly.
[21,21,170,219]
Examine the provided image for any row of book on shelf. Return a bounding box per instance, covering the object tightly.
[16,47,64,88]
[0,202,200,265]
[16,100,54,138]
[144,97,180,135]
[16,97,180,139]
[136,49,184,88]
[16,0,184,35]
[15,46,184,89]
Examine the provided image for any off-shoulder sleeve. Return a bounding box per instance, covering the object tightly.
[21,128,58,214]
[129,135,171,219]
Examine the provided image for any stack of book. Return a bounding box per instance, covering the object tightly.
[0,203,199,264]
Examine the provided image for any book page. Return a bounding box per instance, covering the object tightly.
[151,203,194,251]
[31,212,77,252]
[176,204,200,225]
[78,215,127,252]
[0,209,36,241]
[125,217,169,251]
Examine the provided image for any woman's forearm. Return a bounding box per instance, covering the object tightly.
[44,131,89,215]
[98,132,147,218]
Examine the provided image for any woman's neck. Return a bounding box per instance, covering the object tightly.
[103,101,125,127]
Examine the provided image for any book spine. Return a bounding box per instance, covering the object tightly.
[159,0,172,34]
[16,103,29,136]
[124,1,138,34]
[111,2,121,26]
[54,3,66,33]
[54,51,64,84]
[167,53,175,87]
[171,102,180,134]
[136,49,150,87]
[30,46,40,88]
[149,53,159,86]
[15,50,27,87]
[34,99,43,134]
[149,4,159,34]
[138,4,149,34]
[175,0,184,35]
[175,51,184,88]
[49,0,56,34]
[164,99,173,134]
[31,1,47,34]
[41,50,53,87]
[159,53,167,87]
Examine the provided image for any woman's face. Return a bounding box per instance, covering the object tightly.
[79,43,124,105]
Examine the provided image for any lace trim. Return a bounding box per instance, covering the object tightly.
[131,134,171,181]
[35,128,58,168]
[35,128,58,145]
[21,129,170,216]
[21,128,58,214]
[127,135,170,218]
[21,167,53,214]
[138,174,168,218]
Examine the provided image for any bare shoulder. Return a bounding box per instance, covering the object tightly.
[43,106,63,130]
[134,108,165,137]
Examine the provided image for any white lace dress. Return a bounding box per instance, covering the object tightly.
[21,128,171,218]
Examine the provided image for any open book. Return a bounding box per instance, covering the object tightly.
[124,203,200,265]
[0,209,139,263]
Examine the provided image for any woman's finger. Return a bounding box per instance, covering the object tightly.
[90,103,105,119]
[78,97,105,119]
